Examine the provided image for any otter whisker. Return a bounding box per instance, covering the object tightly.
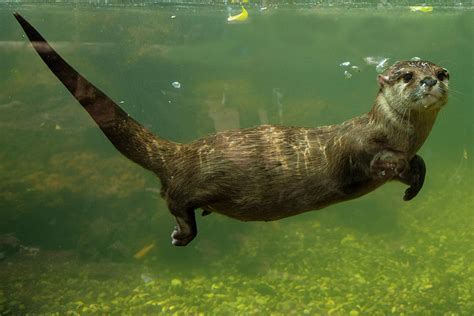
[444,95,461,104]
[445,88,464,96]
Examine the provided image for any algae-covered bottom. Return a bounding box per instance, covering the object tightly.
[1,182,473,314]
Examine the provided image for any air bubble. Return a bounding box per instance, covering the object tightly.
[364,56,390,73]
[376,59,390,73]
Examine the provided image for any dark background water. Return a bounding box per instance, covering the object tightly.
[0,4,473,314]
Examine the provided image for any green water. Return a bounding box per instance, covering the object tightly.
[0,4,473,315]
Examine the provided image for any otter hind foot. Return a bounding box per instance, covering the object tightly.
[402,155,426,201]
[171,211,197,246]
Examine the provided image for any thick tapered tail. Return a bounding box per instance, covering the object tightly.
[14,12,176,178]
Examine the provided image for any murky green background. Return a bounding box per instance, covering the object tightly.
[0,4,473,314]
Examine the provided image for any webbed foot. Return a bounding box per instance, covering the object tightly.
[170,212,197,246]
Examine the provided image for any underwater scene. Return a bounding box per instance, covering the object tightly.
[0,2,473,315]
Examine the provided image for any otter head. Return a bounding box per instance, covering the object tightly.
[377,60,449,112]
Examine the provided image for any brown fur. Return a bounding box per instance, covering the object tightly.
[15,13,449,246]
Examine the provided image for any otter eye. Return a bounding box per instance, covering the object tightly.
[402,73,413,83]
[437,71,449,81]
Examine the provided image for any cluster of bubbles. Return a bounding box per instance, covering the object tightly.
[339,56,421,79]
[339,61,361,79]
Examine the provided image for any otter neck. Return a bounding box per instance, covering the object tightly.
[369,94,439,156]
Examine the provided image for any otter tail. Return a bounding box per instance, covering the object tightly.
[14,13,177,179]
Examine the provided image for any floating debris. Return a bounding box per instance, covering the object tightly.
[272,88,284,123]
[228,6,248,22]
[411,56,421,61]
[133,242,155,259]
[339,61,351,67]
[119,100,125,104]
[410,6,433,12]
[170,15,176,19]
[171,81,181,89]
[55,124,61,130]
[449,147,469,184]
[344,70,352,79]
[260,6,267,11]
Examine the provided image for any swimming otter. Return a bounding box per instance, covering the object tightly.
[14,13,449,246]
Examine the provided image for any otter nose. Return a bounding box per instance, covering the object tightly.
[420,77,437,87]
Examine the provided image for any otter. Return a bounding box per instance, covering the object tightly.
[14,13,449,246]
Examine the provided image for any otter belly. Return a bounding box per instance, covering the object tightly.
[202,175,387,222]
[204,188,344,222]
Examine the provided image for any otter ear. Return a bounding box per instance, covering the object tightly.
[377,75,389,87]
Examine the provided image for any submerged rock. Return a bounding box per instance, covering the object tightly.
[19,245,40,257]
[0,233,20,258]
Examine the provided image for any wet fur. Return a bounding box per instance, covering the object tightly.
[15,13,449,246]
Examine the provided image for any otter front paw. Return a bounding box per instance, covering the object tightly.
[401,155,426,201]
[404,187,419,201]
[370,151,407,179]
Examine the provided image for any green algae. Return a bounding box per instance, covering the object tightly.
[1,182,472,314]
